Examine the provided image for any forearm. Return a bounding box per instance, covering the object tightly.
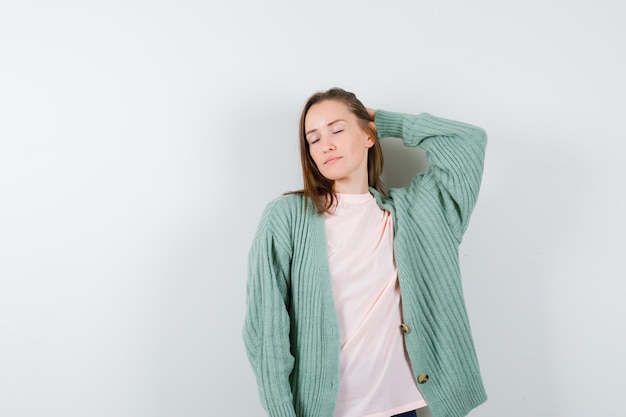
[374,110,487,151]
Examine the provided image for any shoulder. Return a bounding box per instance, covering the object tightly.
[261,193,306,217]
[257,193,312,234]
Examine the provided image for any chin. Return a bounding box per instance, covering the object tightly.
[321,174,345,182]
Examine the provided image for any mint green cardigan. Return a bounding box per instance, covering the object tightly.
[243,110,488,417]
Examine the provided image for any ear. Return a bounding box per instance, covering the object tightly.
[364,121,377,148]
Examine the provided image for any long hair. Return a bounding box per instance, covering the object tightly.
[289,88,385,213]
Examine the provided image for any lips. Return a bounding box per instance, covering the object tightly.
[324,156,341,164]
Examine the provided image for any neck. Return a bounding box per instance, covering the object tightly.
[332,179,369,194]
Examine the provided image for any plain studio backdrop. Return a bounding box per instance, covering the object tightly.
[1,1,624,416]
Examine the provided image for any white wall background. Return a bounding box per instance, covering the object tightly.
[1,1,624,416]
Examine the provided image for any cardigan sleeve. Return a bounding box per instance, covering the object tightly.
[242,200,297,417]
[374,110,487,241]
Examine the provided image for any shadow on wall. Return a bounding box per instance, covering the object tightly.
[379,138,429,191]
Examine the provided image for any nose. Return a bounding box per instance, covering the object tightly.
[321,135,335,152]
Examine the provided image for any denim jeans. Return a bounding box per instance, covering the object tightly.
[391,411,417,417]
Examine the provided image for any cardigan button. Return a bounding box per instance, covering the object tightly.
[400,323,410,334]
[417,373,429,384]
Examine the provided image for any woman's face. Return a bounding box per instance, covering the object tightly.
[304,100,374,194]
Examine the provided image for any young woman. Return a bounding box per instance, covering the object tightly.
[243,88,487,417]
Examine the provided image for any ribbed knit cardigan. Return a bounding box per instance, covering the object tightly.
[243,110,488,417]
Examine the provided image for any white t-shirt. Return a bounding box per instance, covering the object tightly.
[324,192,427,417]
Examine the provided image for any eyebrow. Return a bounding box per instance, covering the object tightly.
[305,119,346,136]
